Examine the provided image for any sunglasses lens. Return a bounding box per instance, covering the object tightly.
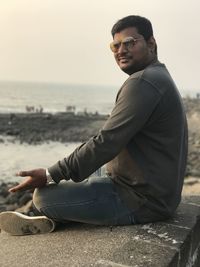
[110,41,120,53]
[110,37,136,53]
[122,37,135,48]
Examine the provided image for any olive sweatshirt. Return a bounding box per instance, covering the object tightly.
[48,61,188,223]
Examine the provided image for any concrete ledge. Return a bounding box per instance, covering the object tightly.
[0,195,200,267]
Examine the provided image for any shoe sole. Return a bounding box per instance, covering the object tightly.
[0,211,55,235]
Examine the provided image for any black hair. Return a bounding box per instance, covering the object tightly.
[111,15,154,41]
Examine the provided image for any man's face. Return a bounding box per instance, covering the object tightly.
[112,27,152,75]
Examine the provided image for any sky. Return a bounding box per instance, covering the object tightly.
[0,0,200,95]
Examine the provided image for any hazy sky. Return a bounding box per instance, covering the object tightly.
[0,0,199,94]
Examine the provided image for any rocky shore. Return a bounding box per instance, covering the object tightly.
[183,98,200,177]
[0,97,200,212]
[0,181,33,213]
[0,112,108,144]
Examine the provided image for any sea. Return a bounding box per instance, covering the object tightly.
[0,81,118,182]
[0,81,118,115]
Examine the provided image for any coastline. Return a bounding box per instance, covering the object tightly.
[0,112,108,144]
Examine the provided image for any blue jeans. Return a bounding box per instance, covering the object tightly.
[33,177,136,226]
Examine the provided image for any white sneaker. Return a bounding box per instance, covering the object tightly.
[0,211,56,235]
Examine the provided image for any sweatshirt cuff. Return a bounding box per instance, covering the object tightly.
[48,162,71,184]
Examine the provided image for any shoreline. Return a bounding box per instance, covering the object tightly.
[0,112,108,144]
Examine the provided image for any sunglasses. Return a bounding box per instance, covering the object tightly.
[110,36,144,53]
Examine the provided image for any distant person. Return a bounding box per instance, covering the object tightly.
[0,15,188,235]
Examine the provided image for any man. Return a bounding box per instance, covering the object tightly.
[0,15,188,235]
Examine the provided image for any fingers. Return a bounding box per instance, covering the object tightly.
[12,188,36,193]
[9,185,22,193]
[10,171,34,192]
[9,186,21,193]
[16,168,45,177]
[9,178,32,193]
[9,183,28,193]
[16,170,33,177]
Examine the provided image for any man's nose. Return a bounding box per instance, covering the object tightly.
[117,43,128,53]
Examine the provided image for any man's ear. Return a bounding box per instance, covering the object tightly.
[147,36,156,52]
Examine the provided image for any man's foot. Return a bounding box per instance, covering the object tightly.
[0,211,56,235]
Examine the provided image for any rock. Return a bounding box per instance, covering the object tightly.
[4,187,26,206]
[0,185,9,198]
[5,193,21,205]
[5,203,19,211]
[15,200,33,214]
[0,204,7,212]
[184,177,200,185]
[18,193,32,207]
[0,180,33,212]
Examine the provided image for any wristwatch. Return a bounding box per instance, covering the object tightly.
[45,169,55,184]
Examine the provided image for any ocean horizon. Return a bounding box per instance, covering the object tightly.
[0,80,199,115]
[0,80,119,115]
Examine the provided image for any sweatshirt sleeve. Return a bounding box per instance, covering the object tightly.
[48,77,161,183]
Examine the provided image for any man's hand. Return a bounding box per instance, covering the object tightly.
[9,168,47,193]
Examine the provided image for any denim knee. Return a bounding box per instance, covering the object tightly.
[33,187,45,212]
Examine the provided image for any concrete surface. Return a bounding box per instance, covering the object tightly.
[0,195,200,267]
